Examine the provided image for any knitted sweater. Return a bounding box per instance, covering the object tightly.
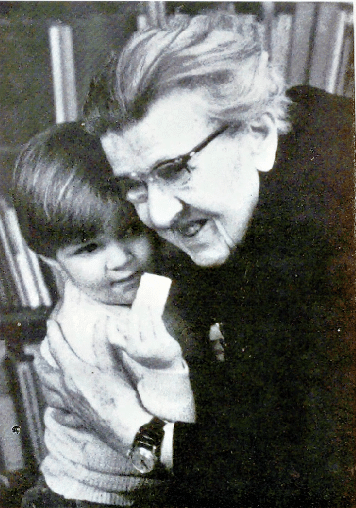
[35,277,195,506]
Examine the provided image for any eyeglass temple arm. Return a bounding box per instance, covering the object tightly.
[153,124,231,171]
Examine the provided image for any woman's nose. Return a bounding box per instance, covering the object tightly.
[145,184,184,230]
[106,242,133,271]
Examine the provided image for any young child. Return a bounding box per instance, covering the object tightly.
[11,122,195,508]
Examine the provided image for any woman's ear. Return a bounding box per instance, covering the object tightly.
[249,113,278,173]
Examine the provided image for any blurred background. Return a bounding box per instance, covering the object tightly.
[0,2,354,193]
[0,2,354,506]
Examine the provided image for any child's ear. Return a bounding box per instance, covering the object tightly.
[38,254,66,296]
[38,254,61,271]
[249,113,278,173]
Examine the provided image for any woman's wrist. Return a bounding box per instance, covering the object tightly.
[161,422,174,470]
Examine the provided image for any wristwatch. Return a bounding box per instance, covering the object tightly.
[128,417,165,474]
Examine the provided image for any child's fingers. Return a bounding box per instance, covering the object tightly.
[102,316,128,348]
[130,301,155,346]
[90,318,123,371]
[134,306,183,361]
[121,351,143,382]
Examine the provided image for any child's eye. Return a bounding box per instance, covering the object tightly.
[74,242,100,255]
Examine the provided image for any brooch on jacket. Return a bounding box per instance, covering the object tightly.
[209,323,225,362]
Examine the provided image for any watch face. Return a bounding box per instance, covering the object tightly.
[131,446,157,474]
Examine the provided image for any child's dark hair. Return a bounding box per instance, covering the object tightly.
[11,122,140,258]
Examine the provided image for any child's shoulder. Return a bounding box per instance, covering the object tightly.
[48,281,105,355]
[52,279,101,322]
[47,280,131,365]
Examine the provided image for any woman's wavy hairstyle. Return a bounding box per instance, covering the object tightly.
[11,122,137,257]
[84,12,290,135]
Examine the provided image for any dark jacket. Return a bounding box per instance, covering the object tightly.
[163,86,355,507]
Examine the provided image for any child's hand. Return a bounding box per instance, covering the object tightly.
[105,274,196,423]
[108,305,183,369]
[109,274,183,369]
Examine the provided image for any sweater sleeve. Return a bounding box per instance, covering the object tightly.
[122,352,195,423]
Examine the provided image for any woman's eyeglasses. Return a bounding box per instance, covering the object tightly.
[117,124,229,204]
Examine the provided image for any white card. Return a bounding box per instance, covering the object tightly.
[134,273,172,317]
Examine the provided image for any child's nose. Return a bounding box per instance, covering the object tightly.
[106,242,133,271]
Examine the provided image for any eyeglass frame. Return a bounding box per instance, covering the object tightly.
[115,123,231,204]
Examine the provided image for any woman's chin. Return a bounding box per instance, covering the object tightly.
[186,242,232,267]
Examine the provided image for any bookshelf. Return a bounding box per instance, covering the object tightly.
[308,3,354,95]
[163,2,354,96]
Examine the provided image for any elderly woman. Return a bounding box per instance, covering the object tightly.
[46,12,354,508]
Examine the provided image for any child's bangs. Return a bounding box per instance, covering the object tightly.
[61,184,136,244]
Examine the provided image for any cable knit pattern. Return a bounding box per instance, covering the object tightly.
[36,365,168,505]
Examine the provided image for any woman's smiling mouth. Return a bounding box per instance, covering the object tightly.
[176,219,208,238]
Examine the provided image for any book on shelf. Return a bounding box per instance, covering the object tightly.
[0,212,28,308]
[324,9,353,94]
[0,198,52,309]
[2,200,41,308]
[288,3,316,86]
[0,240,21,309]
[271,13,293,81]
[309,4,354,95]
[0,341,25,472]
[0,394,25,472]
[14,358,46,467]
[27,249,52,308]
[335,16,354,97]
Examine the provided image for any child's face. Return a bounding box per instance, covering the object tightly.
[54,230,153,305]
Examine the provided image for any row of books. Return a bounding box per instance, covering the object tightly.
[0,196,51,472]
[0,197,52,311]
[269,2,353,97]
[154,2,354,98]
[0,341,46,474]
[0,16,71,477]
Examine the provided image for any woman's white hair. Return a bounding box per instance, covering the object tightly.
[113,13,290,133]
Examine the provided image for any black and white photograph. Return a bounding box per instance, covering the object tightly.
[0,2,355,507]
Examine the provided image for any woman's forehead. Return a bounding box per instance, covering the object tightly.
[101,89,214,178]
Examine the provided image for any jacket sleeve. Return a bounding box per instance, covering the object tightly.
[165,87,355,506]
